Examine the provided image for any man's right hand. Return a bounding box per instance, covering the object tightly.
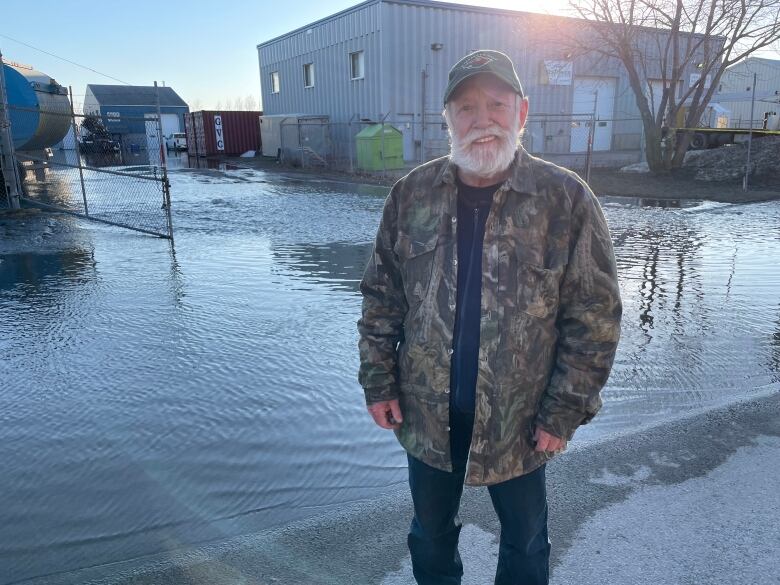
[367,399,403,430]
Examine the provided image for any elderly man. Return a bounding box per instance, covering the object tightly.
[358,50,622,585]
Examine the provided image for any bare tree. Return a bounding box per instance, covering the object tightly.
[244,94,259,111]
[570,0,780,172]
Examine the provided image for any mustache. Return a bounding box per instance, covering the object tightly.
[460,125,513,147]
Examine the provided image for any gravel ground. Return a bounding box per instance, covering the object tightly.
[588,168,780,203]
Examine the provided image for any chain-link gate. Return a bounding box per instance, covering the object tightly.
[8,103,174,239]
[0,67,174,239]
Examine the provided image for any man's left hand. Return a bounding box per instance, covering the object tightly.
[533,427,566,453]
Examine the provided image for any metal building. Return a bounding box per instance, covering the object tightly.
[83,84,189,151]
[716,57,780,128]
[257,0,712,168]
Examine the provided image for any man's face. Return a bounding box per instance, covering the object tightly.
[444,73,529,179]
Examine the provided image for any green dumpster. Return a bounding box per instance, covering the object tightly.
[355,124,404,171]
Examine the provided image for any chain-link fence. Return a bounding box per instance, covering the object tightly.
[4,103,173,239]
[271,113,644,180]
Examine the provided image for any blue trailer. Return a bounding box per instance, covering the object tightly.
[2,62,71,151]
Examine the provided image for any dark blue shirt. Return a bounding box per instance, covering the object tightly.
[450,177,502,414]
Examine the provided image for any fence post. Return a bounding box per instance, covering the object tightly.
[348,114,355,174]
[299,120,305,169]
[585,113,595,183]
[155,81,174,242]
[381,111,390,175]
[420,68,427,164]
[68,86,90,216]
[0,50,22,209]
[279,119,286,164]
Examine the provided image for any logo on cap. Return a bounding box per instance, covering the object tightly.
[461,53,496,70]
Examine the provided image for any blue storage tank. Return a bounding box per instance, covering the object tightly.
[3,62,71,151]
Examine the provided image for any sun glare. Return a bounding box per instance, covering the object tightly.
[443,0,573,16]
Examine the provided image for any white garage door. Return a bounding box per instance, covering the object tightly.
[570,77,615,152]
[648,80,665,121]
[161,113,180,137]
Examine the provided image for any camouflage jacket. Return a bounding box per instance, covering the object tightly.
[358,148,622,486]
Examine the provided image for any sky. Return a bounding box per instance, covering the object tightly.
[2,0,776,112]
[0,0,571,111]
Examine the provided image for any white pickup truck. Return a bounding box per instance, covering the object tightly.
[166,133,187,152]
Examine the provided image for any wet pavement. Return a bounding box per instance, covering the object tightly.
[1,162,779,584]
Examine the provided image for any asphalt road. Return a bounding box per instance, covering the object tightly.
[33,391,780,585]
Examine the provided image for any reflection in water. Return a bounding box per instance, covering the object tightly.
[2,166,779,584]
[600,195,701,209]
[593,199,779,439]
[0,249,95,294]
[184,154,243,172]
[272,241,373,292]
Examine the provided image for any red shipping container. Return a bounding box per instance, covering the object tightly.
[184,110,262,157]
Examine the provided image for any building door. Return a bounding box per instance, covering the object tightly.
[570,77,615,152]
[647,80,665,121]
[397,114,416,162]
[647,80,683,124]
[161,113,180,139]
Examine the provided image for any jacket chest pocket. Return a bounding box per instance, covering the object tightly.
[516,261,561,320]
[394,233,439,308]
[499,240,561,320]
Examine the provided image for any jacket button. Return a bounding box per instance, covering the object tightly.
[444,388,450,394]
[449,303,456,311]
[446,426,451,432]
[447,348,453,355]
[451,216,457,223]
[453,258,458,266]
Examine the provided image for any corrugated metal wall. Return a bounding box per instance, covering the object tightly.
[718,58,780,127]
[258,1,383,122]
[720,59,780,93]
[380,2,645,156]
[257,0,716,161]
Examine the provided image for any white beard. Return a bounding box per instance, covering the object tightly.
[447,117,521,178]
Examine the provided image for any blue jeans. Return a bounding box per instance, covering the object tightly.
[407,408,550,585]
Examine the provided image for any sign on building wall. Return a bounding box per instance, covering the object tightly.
[541,60,573,86]
[214,115,225,151]
[689,73,712,89]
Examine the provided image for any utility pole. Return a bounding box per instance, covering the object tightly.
[743,72,757,192]
[0,49,23,209]
[155,81,174,242]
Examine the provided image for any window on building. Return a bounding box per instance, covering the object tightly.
[303,63,315,88]
[350,51,365,80]
[270,71,280,94]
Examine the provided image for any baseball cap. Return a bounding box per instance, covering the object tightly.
[443,50,524,105]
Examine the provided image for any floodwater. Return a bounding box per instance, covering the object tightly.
[1,161,779,583]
